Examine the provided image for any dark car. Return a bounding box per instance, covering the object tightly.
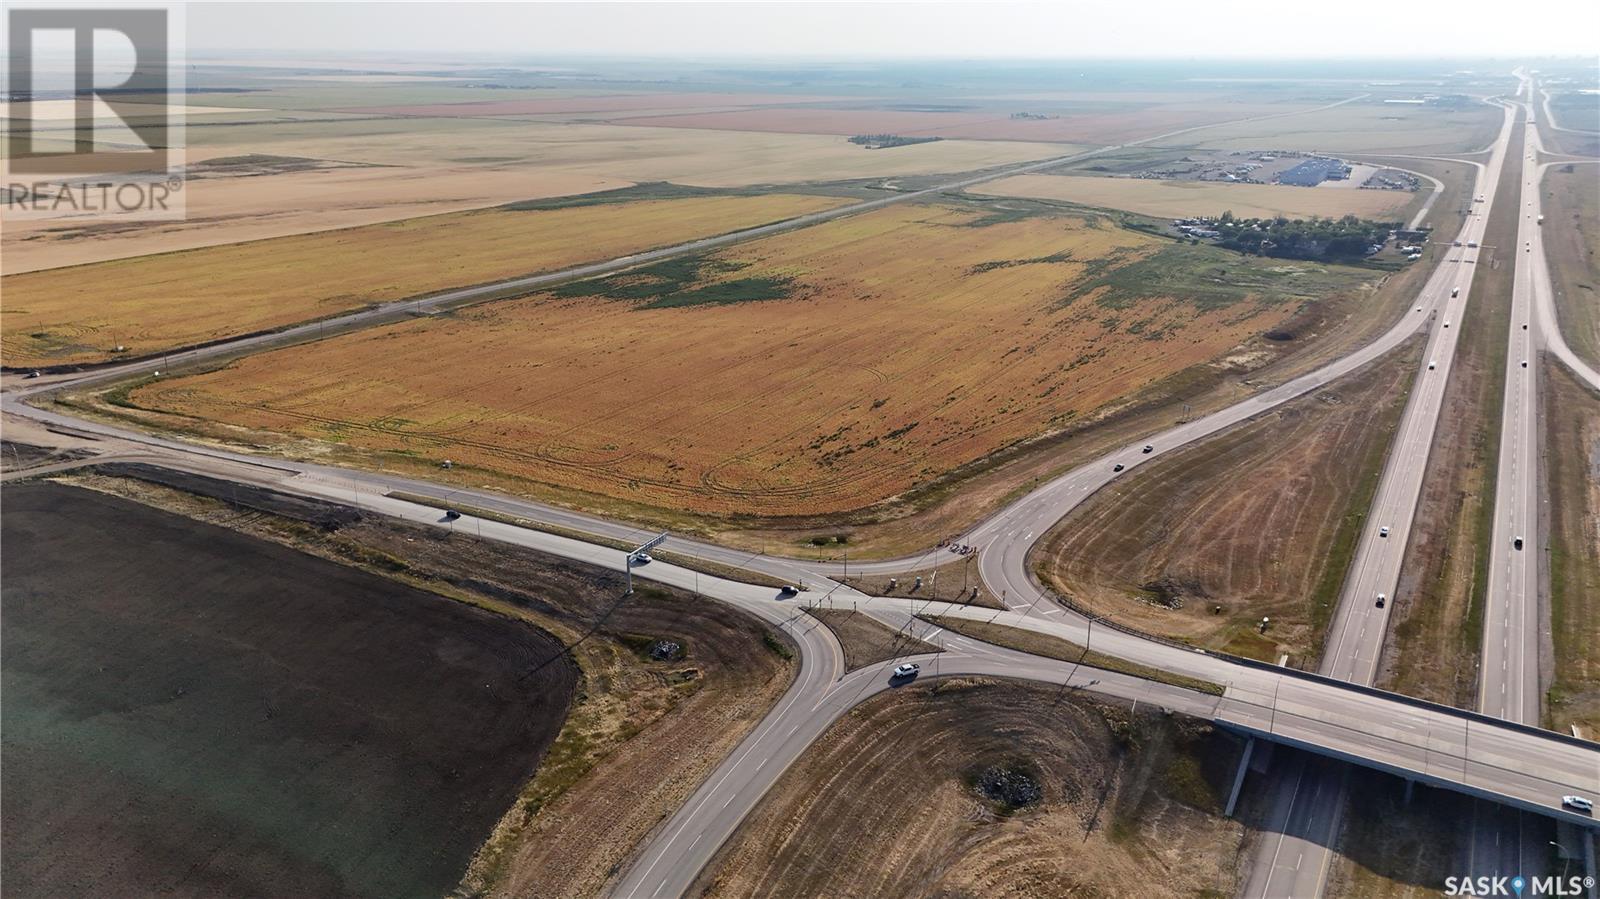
[779,584,800,597]
[444,509,461,520]
[1513,536,1524,550]
[1113,463,1125,472]
[1142,444,1154,454]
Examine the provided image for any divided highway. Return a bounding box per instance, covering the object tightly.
[3,78,1596,899]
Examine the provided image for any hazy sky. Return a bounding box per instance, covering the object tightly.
[188,1,1599,59]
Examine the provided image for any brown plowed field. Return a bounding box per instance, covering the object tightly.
[52,470,798,899]
[125,202,1378,519]
[1035,339,1420,663]
[3,193,844,367]
[1,483,576,898]
[693,680,1250,898]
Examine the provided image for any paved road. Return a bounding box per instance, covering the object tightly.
[1242,89,1517,899]
[5,81,1597,899]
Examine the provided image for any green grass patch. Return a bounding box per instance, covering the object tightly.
[548,254,798,310]
[1069,242,1370,313]
[500,182,743,212]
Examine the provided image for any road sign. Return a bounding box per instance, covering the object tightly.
[625,532,669,593]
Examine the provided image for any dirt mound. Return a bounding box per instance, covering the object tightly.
[973,763,1043,811]
[1141,574,1208,609]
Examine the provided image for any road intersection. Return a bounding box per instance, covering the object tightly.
[2,75,1596,899]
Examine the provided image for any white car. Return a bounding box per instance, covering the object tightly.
[1562,795,1594,813]
[1429,360,1437,370]
[1444,320,1451,328]
[892,662,921,679]
[1451,287,1459,297]
[1379,526,1390,538]
[1375,593,1386,608]
[632,552,653,565]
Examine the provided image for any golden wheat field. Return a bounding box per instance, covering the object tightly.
[128,202,1379,517]
[1,193,847,367]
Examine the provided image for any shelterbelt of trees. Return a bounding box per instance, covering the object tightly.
[1210,211,1402,262]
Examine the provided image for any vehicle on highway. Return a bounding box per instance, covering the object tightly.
[1563,795,1594,813]
[1375,593,1386,608]
[1451,287,1459,297]
[891,662,920,680]
[1444,320,1451,328]
[1429,360,1437,370]
[1513,537,1523,550]
[1379,526,1390,538]
[1521,360,1528,368]
[24,370,41,379]
[1112,463,1125,472]
[443,509,461,520]
[1523,323,1529,330]
[1142,444,1154,454]
[633,552,653,564]
[779,584,800,596]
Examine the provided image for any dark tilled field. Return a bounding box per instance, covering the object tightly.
[1,483,576,898]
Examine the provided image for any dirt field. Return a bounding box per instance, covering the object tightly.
[1541,162,1600,368]
[1171,100,1506,155]
[692,680,1250,898]
[971,173,1413,220]
[810,609,940,672]
[45,469,797,899]
[1377,123,1523,707]
[0,482,576,898]
[121,201,1379,521]
[1035,339,1420,664]
[1543,363,1600,738]
[2,192,844,367]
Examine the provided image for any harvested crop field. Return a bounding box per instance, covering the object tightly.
[2,192,845,367]
[122,202,1381,519]
[692,679,1250,898]
[971,172,1413,220]
[0,483,575,898]
[4,121,1068,272]
[333,91,857,117]
[1,160,629,274]
[620,100,1318,145]
[1171,100,1506,155]
[1035,339,1420,663]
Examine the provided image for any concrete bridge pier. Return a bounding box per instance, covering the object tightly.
[1225,737,1256,818]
